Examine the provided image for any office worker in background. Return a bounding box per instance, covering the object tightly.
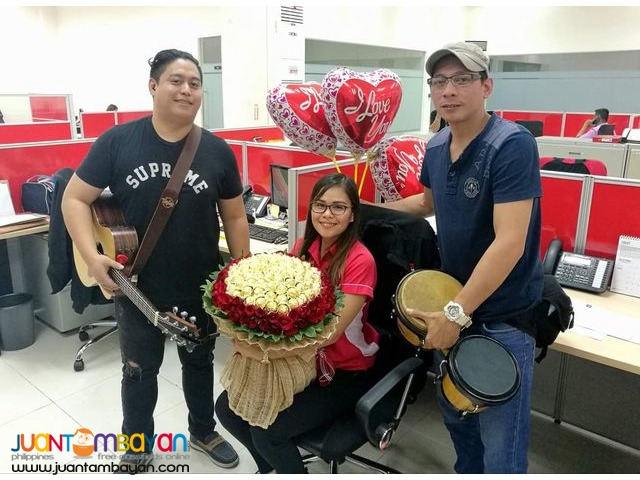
[62,48,249,470]
[216,173,379,474]
[106,103,118,112]
[576,107,611,138]
[378,42,543,473]
[430,108,447,133]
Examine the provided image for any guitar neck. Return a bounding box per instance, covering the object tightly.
[109,268,162,324]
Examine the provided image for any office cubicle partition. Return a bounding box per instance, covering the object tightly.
[584,177,640,259]
[540,172,584,256]
[500,110,564,137]
[0,140,93,210]
[212,125,284,142]
[536,136,628,178]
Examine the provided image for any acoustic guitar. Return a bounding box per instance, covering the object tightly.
[72,194,204,352]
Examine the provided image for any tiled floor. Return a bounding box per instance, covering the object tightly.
[1,318,639,474]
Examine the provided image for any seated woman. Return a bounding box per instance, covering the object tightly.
[215,173,379,474]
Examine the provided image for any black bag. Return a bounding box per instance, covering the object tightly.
[21,175,55,214]
[508,274,575,363]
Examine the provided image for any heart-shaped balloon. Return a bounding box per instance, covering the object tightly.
[266,82,336,158]
[322,67,402,155]
[370,135,427,201]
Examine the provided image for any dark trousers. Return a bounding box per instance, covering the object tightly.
[215,368,374,474]
[115,296,218,453]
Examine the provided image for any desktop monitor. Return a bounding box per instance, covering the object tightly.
[516,120,544,137]
[270,164,290,212]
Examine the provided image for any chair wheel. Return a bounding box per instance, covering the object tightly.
[74,360,85,372]
[79,331,89,341]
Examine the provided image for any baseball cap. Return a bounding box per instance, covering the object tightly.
[426,42,490,76]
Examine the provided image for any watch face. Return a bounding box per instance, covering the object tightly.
[447,304,460,317]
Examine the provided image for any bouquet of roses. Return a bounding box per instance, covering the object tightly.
[202,252,343,427]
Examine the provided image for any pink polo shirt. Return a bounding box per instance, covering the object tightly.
[293,237,379,371]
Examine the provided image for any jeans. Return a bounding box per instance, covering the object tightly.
[115,296,218,453]
[436,321,535,474]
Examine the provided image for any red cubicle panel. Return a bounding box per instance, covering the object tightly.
[245,144,350,196]
[539,174,583,258]
[212,126,284,142]
[295,163,376,223]
[0,122,73,144]
[116,111,151,124]
[584,179,640,259]
[499,111,563,136]
[632,116,640,129]
[0,140,93,211]
[29,95,69,121]
[81,112,117,138]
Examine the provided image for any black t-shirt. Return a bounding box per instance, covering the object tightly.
[76,116,242,306]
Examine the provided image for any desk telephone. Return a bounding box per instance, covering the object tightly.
[242,185,269,218]
[543,238,614,294]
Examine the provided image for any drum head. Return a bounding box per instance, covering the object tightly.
[449,335,520,405]
[396,270,463,326]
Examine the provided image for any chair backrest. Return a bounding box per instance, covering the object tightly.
[540,156,607,176]
[597,123,615,135]
[358,204,438,390]
[516,119,544,137]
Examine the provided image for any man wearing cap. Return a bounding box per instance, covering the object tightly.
[379,42,543,473]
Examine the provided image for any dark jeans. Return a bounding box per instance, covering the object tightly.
[115,296,218,453]
[436,322,535,474]
[215,369,375,474]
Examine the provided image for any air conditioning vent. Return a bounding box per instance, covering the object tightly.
[281,6,303,25]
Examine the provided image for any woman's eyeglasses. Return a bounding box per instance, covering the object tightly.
[311,202,351,215]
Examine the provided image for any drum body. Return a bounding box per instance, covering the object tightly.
[438,335,521,414]
[393,270,463,348]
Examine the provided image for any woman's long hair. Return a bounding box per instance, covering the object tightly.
[298,173,361,285]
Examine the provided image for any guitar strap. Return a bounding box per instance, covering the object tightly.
[127,126,202,279]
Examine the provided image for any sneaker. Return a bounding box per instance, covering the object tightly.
[116,452,153,474]
[190,432,239,468]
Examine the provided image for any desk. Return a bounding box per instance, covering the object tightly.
[534,288,640,450]
[0,219,50,293]
[553,289,640,375]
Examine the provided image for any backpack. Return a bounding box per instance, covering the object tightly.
[21,175,55,214]
[508,274,575,363]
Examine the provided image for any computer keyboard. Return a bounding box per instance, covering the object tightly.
[248,223,286,243]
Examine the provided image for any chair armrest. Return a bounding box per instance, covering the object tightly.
[355,356,425,445]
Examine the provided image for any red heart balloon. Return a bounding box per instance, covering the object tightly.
[266,82,336,157]
[322,67,402,155]
[370,136,426,201]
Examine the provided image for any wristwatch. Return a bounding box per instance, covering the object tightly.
[444,301,472,329]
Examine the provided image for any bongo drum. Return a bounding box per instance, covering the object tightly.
[393,270,463,348]
[437,335,521,415]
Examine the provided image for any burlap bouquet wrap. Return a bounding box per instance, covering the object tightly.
[203,253,342,428]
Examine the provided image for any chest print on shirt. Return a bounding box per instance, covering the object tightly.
[125,162,209,193]
[464,177,480,198]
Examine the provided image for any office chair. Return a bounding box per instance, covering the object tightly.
[516,120,544,137]
[540,156,607,176]
[294,204,440,473]
[597,123,615,136]
[297,336,425,474]
[45,167,117,372]
[74,321,118,371]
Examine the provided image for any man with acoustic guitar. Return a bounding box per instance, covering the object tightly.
[62,49,249,471]
[378,42,544,474]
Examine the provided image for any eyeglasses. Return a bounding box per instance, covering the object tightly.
[427,73,482,90]
[311,202,351,215]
